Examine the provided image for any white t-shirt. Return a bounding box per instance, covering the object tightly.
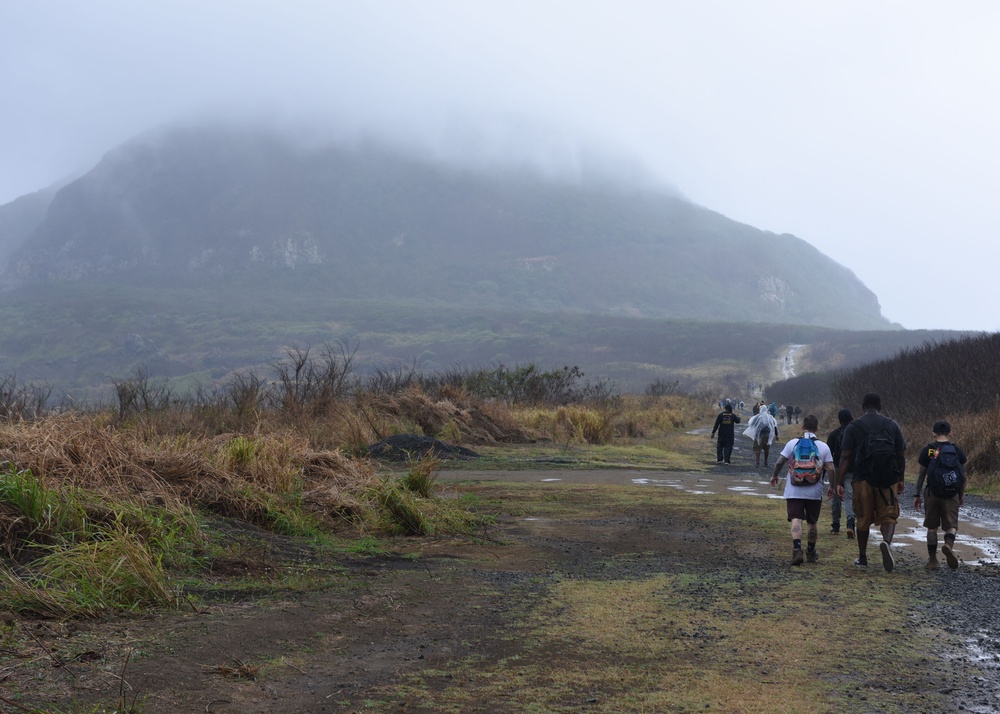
[779,433,833,500]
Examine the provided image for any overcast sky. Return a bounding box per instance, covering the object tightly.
[2,1,998,331]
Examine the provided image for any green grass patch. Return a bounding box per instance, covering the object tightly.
[377,485,969,713]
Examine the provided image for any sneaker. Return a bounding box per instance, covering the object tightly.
[831,526,841,535]
[924,557,939,570]
[854,557,868,567]
[717,460,724,464]
[806,550,818,563]
[846,527,855,539]
[724,460,731,464]
[942,544,959,570]
[880,541,894,573]
[791,548,804,566]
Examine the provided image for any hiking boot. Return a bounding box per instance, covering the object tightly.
[924,557,939,570]
[880,541,894,573]
[831,526,840,535]
[791,548,804,566]
[854,557,868,567]
[942,544,959,570]
[846,527,855,539]
[806,550,818,563]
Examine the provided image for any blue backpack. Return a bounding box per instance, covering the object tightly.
[789,437,824,486]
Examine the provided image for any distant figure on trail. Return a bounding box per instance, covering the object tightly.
[768,402,778,418]
[835,393,906,572]
[914,421,967,570]
[793,406,802,424]
[744,408,779,467]
[770,415,835,565]
[738,400,745,413]
[785,404,794,425]
[752,401,761,415]
[710,403,741,465]
[826,409,854,537]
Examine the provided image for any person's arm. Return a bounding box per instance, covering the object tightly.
[770,455,788,487]
[825,459,836,498]
[914,464,927,511]
[895,449,906,494]
[836,448,853,498]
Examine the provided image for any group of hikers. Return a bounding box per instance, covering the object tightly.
[712,392,967,571]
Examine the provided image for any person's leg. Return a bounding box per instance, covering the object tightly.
[762,443,770,466]
[716,440,723,463]
[723,439,733,464]
[830,491,842,534]
[942,528,959,569]
[754,441,761,466]
[853,481,872,566]
[925,527,939,569]
[790,516,804,565]
[806,521,819,561]
[857,527,870,564]
[876,488,899,573]
[940,498,961,569]
[845,480,856,537]
[805,500,821,562]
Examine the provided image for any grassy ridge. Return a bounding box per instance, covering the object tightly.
[0,279,968,401]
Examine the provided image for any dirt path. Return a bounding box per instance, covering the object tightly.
[10,429,1000,713]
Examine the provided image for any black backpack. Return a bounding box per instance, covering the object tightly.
[927,443,965,499]
[854,418,900,488]
[827,426,845,466]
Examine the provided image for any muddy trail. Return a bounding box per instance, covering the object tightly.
[8,425,1000,713]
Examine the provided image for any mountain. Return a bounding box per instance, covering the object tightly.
[0,125,889,330]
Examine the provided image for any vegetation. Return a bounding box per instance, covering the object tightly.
[0,278,971,404]
[2,326,1000,711]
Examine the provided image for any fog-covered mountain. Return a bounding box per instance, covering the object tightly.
[0,125,889,330]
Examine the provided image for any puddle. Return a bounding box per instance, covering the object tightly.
[630,471,1000,565]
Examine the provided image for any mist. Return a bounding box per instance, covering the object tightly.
[3,1,1000,330]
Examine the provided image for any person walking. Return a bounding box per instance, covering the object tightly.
[826,408,855,537]
[785,404,794,425]
[770,415,835,565]
[835,393,906,572]
[744,407,779,467]
[710,402,741,464]
[793,405,802,424]
[913,421,967,570]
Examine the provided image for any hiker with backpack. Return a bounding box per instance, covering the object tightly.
[913,420,967,570]
[834,393,906,572]
[710,402,741,464]
[744,408,779,467]
[769,414,835,565]
[826,408,855,537]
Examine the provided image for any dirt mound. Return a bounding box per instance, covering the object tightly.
[367,434,480,461]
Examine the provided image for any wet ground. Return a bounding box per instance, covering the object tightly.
[442,426,1000,713]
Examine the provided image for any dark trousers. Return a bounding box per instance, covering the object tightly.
[717,438,734,463]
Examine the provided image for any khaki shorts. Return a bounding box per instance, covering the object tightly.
[852,479,899,530]
[923,492,960,531]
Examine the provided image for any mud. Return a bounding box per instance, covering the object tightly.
[7,426,1000,713]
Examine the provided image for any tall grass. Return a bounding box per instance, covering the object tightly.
[0,364,712,618]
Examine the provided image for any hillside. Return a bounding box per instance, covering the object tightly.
[0,125,889,331]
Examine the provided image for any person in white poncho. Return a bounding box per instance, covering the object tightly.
[744,408,779,467]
